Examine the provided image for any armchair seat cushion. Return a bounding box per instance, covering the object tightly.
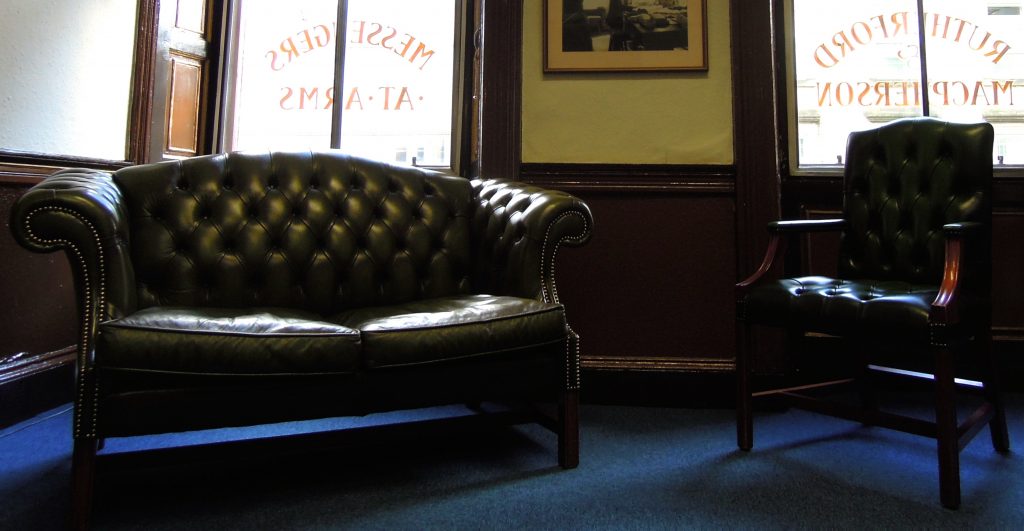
[745,276,937,341]
[331,294,567,369]
[98,307,362,375]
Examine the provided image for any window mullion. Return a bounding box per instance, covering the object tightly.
[916,0,930,116]
[330,0,350,150]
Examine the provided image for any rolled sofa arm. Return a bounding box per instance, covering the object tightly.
[10,169,137,438]
[469,178,593,303]
[11,169,137,321]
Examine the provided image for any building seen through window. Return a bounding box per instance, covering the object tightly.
[224,0,460,171]
[789,0,1023,168]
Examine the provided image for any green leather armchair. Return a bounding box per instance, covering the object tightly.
[11,151,593,528]
[735,118,1009,509]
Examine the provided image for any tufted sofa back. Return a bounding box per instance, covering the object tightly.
[839,118,993,284]
[114,151,474,315]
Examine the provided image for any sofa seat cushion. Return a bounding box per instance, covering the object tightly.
[98,307,362,375]
[331,295,567,369]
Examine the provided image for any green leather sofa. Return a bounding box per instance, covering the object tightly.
[10,151,592,527]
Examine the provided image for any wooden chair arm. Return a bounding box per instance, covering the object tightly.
[930,222,984,325]
[736,219,846,298]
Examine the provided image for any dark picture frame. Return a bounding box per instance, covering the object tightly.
[544,0,707,72]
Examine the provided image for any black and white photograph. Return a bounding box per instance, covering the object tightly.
[546,0,707,71]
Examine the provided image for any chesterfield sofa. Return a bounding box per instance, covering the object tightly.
[11,151,592,528]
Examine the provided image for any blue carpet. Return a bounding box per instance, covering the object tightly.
[1,393,1021,529]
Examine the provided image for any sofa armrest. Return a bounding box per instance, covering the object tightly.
[12,168,138,318]
[11,170,140,435]
[469,179,593,303]
[10,169,138,438]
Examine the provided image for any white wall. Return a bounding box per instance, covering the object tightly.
[0,0,137,160]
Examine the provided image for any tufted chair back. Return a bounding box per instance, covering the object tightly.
[113,151,474,315]
[838,118,993,284]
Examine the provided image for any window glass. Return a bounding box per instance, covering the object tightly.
[925,1,1024,165]
[789,0,1024,168]
[340,0,457,167]
[226,0,338,151]
[224,0,461,170]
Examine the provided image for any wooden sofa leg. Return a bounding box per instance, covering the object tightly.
[71,438,98,530]
[558,389,580,469]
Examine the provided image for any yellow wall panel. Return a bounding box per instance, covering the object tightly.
[521,1,734,164]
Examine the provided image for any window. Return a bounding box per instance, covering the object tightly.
[786,0,1024,170]
[222,0,466,172]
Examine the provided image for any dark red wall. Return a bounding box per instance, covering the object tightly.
[0,183,77,362]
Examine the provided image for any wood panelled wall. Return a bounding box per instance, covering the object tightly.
[523,164,738,372]
[0,170,76,426]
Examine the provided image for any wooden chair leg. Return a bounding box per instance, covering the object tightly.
[980,333,1010,452]
[70,438,98,530]
[736,321,753,451]
[558,389,580,469]
[934,344,961,510]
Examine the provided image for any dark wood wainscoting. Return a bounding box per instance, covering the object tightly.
[990,177,1024,349]
[522,163,738,373]
[1,167,78,427]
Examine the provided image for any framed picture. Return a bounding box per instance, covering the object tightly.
[544,0,707,72]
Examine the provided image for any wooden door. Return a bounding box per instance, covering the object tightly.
[150,0,221,162]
